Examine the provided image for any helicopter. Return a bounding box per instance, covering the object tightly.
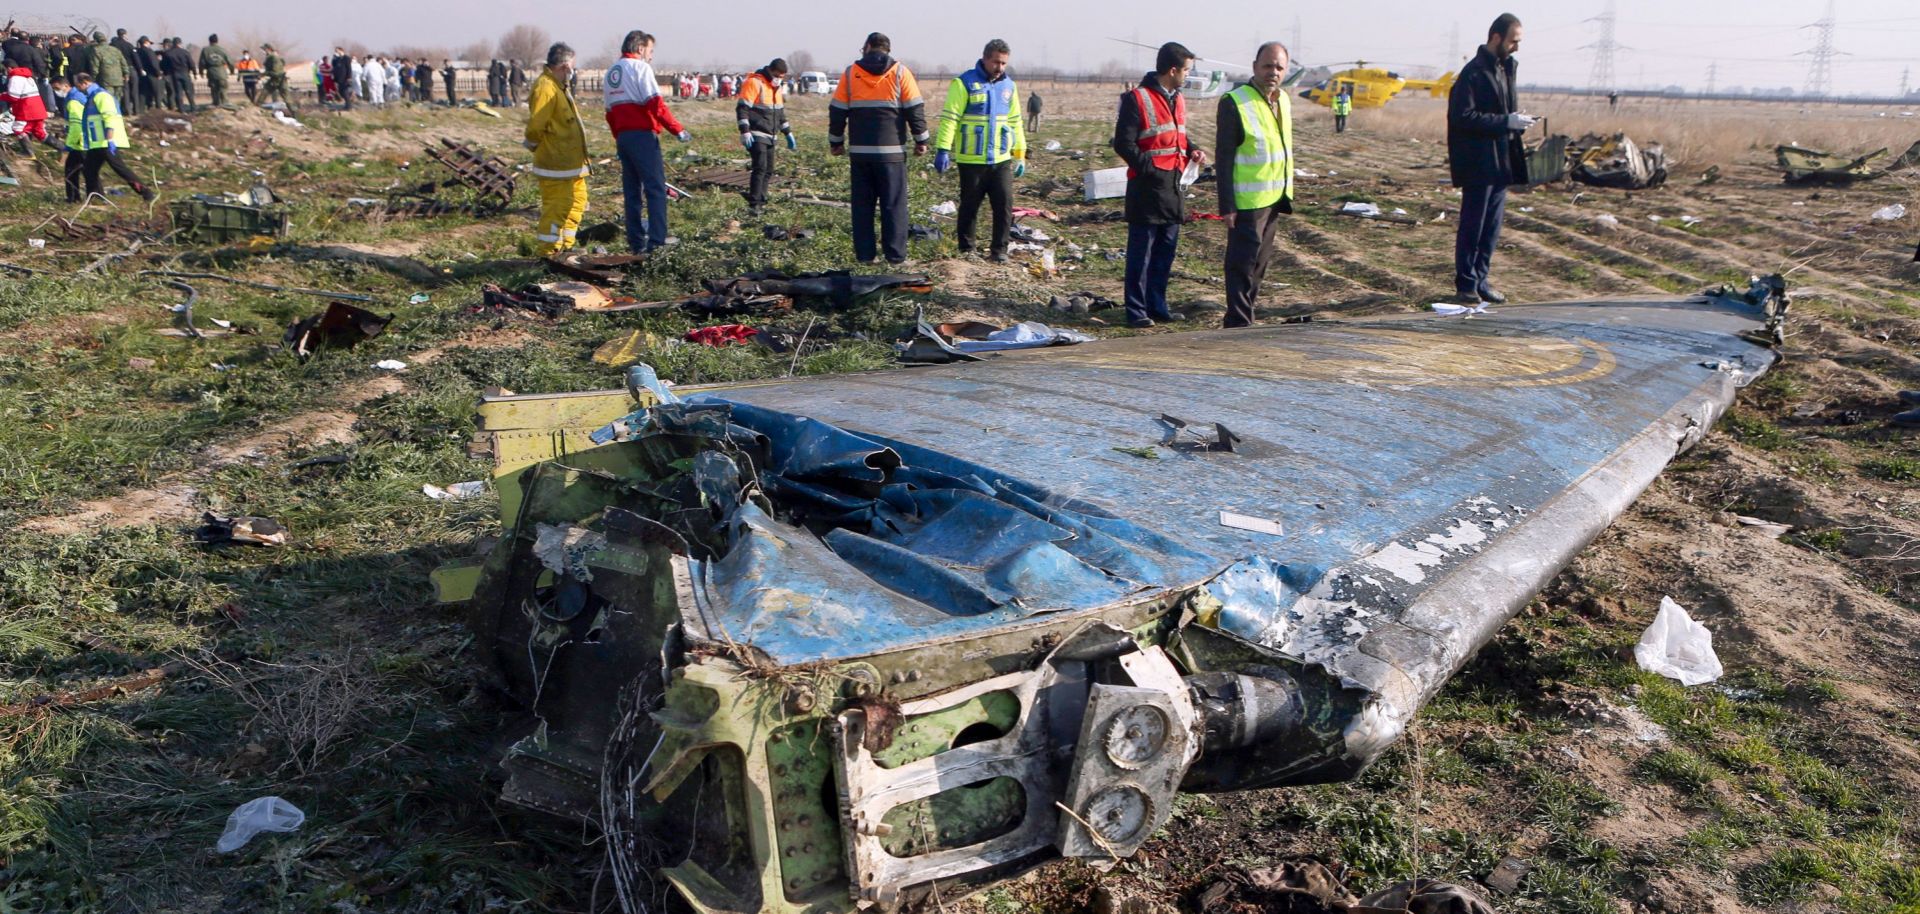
[1297,62,1456,109]
[1105,40,1451,108]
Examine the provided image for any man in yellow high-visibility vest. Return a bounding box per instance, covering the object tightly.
[1214,42,1295,329]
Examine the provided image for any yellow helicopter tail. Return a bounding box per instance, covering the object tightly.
[1403,71,1457,98]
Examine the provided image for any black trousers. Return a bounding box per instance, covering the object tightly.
[170,75,193,110]
[114,81,136,115]
[1334,114,1348,133]
[243,78,259,103]
[139,75,159,110]
[850,158,908,263]
[956,161,1013,255]
[1223,203,1287,328]
[443,78,455,105]
[1454,183,1508,297]
[64,148,85,202]
[82,147,143,197]
[746,139,775,207]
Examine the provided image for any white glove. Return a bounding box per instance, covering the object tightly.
[676,130,692,143]
[1506,112,1537,131]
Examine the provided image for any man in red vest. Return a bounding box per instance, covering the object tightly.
[1111,42,1208,329]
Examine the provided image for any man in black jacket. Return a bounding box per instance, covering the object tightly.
[1446,13,1534,306]
[416,59,434,103]
[163,38,196,111]
[1111,42,1207,328]
[332,48,355,109]
[135,36,161,112]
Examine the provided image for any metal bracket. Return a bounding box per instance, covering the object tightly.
[1159,414,1243,453]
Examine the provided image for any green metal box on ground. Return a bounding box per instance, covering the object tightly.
[169,197,291,244]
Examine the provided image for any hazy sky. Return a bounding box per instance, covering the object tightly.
[32,0,1920,96]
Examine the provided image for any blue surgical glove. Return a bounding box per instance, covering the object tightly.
[740,133,753,150]
[107,141,118,156]
[934,149,951,173]
[784,132,796,151]
[1014,160,1026,178]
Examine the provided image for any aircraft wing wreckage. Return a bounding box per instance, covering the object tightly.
[447,284,1788,914]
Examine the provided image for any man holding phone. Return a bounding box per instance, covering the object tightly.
[1447,13,1533,307]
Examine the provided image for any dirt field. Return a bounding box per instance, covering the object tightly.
[0,82,1915,914]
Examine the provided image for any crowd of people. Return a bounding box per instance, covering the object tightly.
[5,15,1540,330]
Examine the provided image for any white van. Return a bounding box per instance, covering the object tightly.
[798,71,831,95]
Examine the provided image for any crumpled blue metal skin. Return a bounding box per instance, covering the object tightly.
[586,393,1219,663]
[685,297,1779,672]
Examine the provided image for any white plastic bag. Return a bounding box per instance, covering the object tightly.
[1870,203,1906,221]
[1634,597,1723,686]
[215,796,305,852]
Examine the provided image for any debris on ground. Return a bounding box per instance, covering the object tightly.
[687,270,932,314]
[592,329,668,365]
[283,301,393,359]
[215,797,306,853]
[1570,133,1668,189]
[421,138,517,210]
[1524,133,1571,184]
[1355,878,1500,914]
[470,283,582,319]
[1634,597,1723,686]
[685,324,760,347]
[423,481,487,500]
[760,225,815,241]
[1870,203,1906,221]
[0,666,174,718]
[373,359,408,371]
[548,251,649,286]
[1777,140,1920,185]
[196,513,290,548]
[930,200,957,216]
[1432,301,1490,316]
[169,194,292,244]
[683,167,753,191]
[1048,291,1119,314]
[898,310,1092,363]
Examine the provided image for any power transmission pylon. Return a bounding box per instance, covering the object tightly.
[1706,62,1717,95]
[1447,21,1460,67]
[1583,0,1619,94]
[1799,0,1841,99]
[1291,15,1304,62]
[1902,66,1911,97]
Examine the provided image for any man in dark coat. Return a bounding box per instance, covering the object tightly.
[135,36,161,111]
[64,35,93,83]
[1446,12,1534,306]
[440,60,457,105]
[332,48,355,108]
[415,59,434,103]
[163,38,196,111]
[1110,42,1207,328]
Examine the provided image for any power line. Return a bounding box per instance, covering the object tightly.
[1799,0,1842,99]
[1902,66,1911,96]
[1447,21,1460,70]
[1291,15,1304,65]
[1583,0,1619,93]
[1706,61,1717,94]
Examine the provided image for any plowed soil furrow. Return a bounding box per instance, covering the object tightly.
[1502,213,1706,289]
[1286,222,1445,299]
[1495,232,1667,298]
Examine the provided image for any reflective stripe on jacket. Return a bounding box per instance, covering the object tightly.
[1332,94,1352,115]
[735,70,789,138]
[81,86,127,150]
[1128,84,1187,176]
[828,53,929,161]
[525,70,589,179]
[1226,85,1293,210]
[934,62,1025,166]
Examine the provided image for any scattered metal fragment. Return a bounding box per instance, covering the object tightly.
[0,665,176,719]
[169,195,291,244]
[1160,414,1241,453]
[139,269,372,302]
[1569,133,1668,189]
[1776,140,1920,185]
[548,251,647,285]
[283,301,394,359]
[195,513,289,547]
[421,138,517,210]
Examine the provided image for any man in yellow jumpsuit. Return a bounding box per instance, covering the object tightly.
[524,42,588,255]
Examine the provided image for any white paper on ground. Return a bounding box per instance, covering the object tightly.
[423,480,487,500]
[1431,302,1490,316]
[1634,597,1724,686]
[373,359,407,371]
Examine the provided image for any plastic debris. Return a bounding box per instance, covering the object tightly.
[423,481,487,500]
[930,200,958,216]
[1043,140,1062,151]
[686,324,759,347]
[27,238,44,249]
[1432,301,1490,317]
[1680,215,1703,226]
[1634,597,1723,686]
[1594,213,1620,228]
[373,359,408,371]
[215,796,306,853]
[408,292,431,304]
[1871,203,1906,220]
[1340,201,1382,217]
